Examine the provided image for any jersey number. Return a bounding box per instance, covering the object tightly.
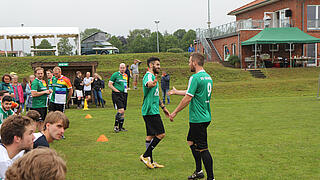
[207,83,212,97]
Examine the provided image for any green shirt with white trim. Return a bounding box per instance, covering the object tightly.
[109,72,128,93]
[31,78,48,108]
[186,70,213,123]
[142,71,160,116]
[0,106,14,124]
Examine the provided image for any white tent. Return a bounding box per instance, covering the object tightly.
[0,27,81,56]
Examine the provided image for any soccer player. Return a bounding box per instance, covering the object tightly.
[0,96,14,124]
[46,69,55,107]
[83,72,93,103]
[0,115,35,179]
[74,71,84,109]
[108,63,129,132]
[31,67,52,128]
[33,111,69,148]
[169,53,215,180]
[139,57,170,169]
[49,67,73,112]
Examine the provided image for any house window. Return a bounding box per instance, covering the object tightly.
[232,43,236,55]
[224,45,230,61]
[307,44,317,65]
[307,5,320,29]
[278,9,290,27]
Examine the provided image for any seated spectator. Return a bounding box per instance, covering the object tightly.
[33,111,69,148]
[26,110,41,132]
[0,96,14,125]
[0,115,35,179]
[5,147,66,180]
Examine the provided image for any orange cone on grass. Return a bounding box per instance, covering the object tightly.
[97,134,108,142]
[85,114,92,119]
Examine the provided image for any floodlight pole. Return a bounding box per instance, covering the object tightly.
[21,23,24,57]
[207,0,211,29]
[155,21,160,53]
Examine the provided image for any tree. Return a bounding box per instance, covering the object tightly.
[58,38,73,56]
[36,39,53,56]
[173,29,187,40]
[129,34,149,53]
[127,29,151,45]
[163,35,179,52]
[108,36,123,53]
[149,32,164,52]
[181,30,196,51]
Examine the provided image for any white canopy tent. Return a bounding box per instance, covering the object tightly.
[0,27,81,56]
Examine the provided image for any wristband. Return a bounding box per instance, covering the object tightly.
[161,106,165,109]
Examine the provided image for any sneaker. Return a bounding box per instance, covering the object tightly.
[139,154,154,169]
[188,170,204,179]
[114,126,120,133]
[152,162,164,168]
[120,128,128,132]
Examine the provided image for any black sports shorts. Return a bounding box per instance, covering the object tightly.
[30,107,47,122]
[48,103,65,113]
[187,121,211,150]
[112,92,128,110]
[84,90,91,97]
[143,114,165,136]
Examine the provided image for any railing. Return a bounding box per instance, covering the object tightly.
[307,19,320,29]
[197,29,212,61]
[197,19,294,39]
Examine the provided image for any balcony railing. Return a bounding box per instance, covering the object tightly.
[307,19,320,29]
[197,19,295,39]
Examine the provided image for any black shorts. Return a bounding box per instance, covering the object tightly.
[187,122,211,150]
[143,114,165,136]
[48,103,65,113]
[84,91,91,97]
[112,92,128,110]
[30,107,47,122]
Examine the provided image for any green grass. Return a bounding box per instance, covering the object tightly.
[2,53,320,179]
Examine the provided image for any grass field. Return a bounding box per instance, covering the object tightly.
[1,53,320,179]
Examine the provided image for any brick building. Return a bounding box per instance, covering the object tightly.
[196,0,320,68]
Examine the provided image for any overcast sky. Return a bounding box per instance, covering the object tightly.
[0,0,253,52]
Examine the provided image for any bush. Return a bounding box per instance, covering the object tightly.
[228,55,240,66]
[167,48,184,53]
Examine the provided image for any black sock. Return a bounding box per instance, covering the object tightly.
[114,112,121,127]
[145,140,151,149]
[119,117,124,129]
[77,99,81,107]
[190,145,202,172]
[143,137,161,158]
[200,150,214,179]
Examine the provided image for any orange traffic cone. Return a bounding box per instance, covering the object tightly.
[97,134,109,142]
[83,99,89,110]
[85,114,92,119]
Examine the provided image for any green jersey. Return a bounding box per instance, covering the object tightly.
[109,71,128,93]
[186,70,213,123]
[142,72,160,116]
[31,78,48,108]
[0,106,14,124]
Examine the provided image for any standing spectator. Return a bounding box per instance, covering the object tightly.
[130,59,142,90]
[11,75,24,114]
[188,44,195,53]
[92,73,104,108]
[161,71,170,104]
[0,74,14,98]
[83,72,93,103]
[74,71,84,109]
[31,67,52,131]
[46,69,56,107]
[49,67,73,113]
[125,65,131,90]
[5,148,67,180]
[0,96,14,124]
[0,115,35,179]
[108,63,128,132]
[21,77,28,113]
[25,75,35,112]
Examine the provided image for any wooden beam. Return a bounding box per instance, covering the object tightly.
[10,38,13,52]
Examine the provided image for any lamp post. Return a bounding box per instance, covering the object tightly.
[154,20,160,53]
[21,23,24,57]
[207,0,211,29]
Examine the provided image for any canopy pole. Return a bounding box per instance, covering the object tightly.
[289,43,292,68]
[54,35,58,56]
[10,38,13,52]
[4,35,8,57]
[77,34,81,55]
[255,43,257,69]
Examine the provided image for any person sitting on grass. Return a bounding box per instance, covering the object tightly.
[0,96,14,125]
[33,111,69,148]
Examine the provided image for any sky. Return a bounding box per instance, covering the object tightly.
[0,0,253,51]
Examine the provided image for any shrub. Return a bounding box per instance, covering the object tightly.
[167,48,184,53]
[228,55,240,66]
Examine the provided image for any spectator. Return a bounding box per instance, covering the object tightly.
[21,77,28,113]
[125,65,131,90]
[0,115,35,179]
[11,75,24,114]
[161,71,170,104]
[46,69,55,107]
[25,75,35,112]
[74,71,84,109]
[0,90,9,103]
[130,59,142,90]
[188,44,195,53]
[92,73,104,108]
[26,110,41,132]
[83,72,93,103]
[0,74,14,98]
[5,148,67,180]
[0,96,14,124]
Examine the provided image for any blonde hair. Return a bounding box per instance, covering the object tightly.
[5,148,67,180]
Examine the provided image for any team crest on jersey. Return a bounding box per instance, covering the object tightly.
[41,80,47,86]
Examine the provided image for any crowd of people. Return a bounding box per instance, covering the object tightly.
[0,53,215,180]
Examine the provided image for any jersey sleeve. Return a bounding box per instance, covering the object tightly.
[186,76,197,97]
[143,73,153,87]
[64,77,73,89]
[109,73,116,83]
[30,80,38,91]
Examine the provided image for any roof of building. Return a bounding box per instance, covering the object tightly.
[228,0,280,16]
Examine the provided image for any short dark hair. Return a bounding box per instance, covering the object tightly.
[2,95,12,103]
[46,69,53,73]
[1,115,33,145]
[0,90,8,97]
[147,57,160,67]
[2,74,12,82]
[26,110,41,122]
[190,53,205,66]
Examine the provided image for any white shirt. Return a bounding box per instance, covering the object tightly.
[83,77,93,91]
[0,145,24,179]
